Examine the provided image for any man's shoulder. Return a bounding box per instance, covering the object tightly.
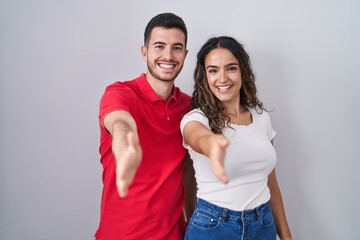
[174,86,191,101]
[104,75,142,92]
[179,91,191,101]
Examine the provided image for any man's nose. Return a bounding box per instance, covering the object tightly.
[162,47,174,60]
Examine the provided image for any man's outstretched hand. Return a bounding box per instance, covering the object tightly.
[113,131,142,197]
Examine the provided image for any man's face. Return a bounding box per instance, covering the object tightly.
[142,27,187,83]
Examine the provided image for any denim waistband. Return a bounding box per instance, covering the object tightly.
[196,198,270,222]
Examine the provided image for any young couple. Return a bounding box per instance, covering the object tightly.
[95,13,292,240]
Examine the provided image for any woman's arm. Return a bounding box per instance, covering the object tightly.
[268,169,292,240]
[183,120,230,183]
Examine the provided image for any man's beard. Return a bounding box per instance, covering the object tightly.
[147,60,183,82]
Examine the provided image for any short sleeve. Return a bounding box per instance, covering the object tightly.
[99,82,133,128]
[265,112,277,141]
[180,109,210,149]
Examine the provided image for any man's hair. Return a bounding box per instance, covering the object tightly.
[144,13,187,47]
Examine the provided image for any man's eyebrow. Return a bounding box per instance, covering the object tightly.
[152,41,184,47]
[173,42,184,47]
[153,41,165,45]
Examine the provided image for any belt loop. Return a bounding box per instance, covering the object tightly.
[256,205,261,220]
[220,208,228,222]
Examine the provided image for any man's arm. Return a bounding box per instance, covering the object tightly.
[104,110,142,197]
[182,152,196,222]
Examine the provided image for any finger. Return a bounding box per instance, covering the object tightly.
[220,173,229,184]
[117,180,129,198]
[211,159,228,184]
[216,168,229,184]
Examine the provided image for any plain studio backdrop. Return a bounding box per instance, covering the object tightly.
[1,0,359,239]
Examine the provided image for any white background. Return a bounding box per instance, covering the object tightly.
[1,0,359,239]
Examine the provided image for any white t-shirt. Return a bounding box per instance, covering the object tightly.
[180,107,277,211]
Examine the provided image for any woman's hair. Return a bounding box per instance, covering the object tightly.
[192,36,264,134]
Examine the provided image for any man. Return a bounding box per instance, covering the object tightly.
[95,13,196,240]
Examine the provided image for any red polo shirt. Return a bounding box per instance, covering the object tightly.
[96,74,191,240]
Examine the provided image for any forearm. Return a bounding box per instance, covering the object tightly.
[104,110,139,160]
[104,110,142,197]
[269,189,292,239]
[109,121,133,164]
[194,134,216,156]
[268,171,292,239]
[188,133,228,161]
[183,121,215,157]
[104,110,138,136]
[183,121,229,183]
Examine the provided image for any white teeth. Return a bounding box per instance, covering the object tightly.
[217,86,230,90]
[159,64,174,69]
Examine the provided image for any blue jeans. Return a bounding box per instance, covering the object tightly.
[185,198,276,240]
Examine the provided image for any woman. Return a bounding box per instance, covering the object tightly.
[181,36,292,239]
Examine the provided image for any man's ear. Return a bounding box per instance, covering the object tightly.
[141,45,147,62]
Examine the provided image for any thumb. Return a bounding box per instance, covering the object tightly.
[117,181,128,198]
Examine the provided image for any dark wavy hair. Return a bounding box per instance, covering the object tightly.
[144,13,187,47]
[192,36,264,134]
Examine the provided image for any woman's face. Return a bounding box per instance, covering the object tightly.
[204,48,242,105]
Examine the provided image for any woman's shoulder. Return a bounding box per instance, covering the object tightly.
[184,108,206,117]
[248,107,269,117]
[182,108,209,126]
[247,107,272,125]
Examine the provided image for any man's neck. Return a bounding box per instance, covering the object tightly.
[145,73,175,100]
